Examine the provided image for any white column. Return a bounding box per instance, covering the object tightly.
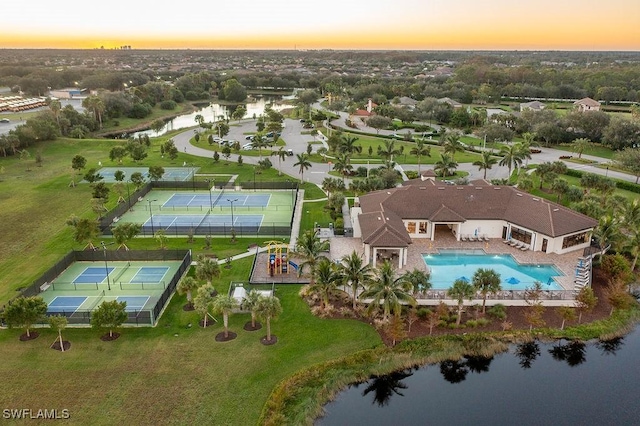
[430,223,435,241]
[398,249,403,269]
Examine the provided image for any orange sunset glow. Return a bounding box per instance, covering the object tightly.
[3,0,640,50]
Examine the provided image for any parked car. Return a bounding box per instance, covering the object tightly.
[390,133,403,139]
[0,118,9,123]
[245,135,254,141]
[213,136,223,143]
[242,143,254,150]
[286,149,294,156]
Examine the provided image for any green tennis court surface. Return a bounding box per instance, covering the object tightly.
[116,189,295,237]
[40,260,183,324]
[89,167,198,183]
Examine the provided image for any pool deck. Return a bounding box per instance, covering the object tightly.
[329,232,583,306]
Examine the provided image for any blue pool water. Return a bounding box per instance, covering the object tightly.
[423,250,564,290]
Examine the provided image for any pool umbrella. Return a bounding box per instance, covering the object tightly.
[458,276,470,283]
[506,277,520,285]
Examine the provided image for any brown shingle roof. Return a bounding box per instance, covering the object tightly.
[358,184,597,239]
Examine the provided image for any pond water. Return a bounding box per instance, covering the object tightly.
[318,329,640,425]
[130,94,290,138]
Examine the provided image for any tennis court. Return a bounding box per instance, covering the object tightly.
[93,167,197,183]
[117,189,295,237]
[73,267,115,284]
[163,193,271,208]
[144,214,263,233]
[40,260,184,323]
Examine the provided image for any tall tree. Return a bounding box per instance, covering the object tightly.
[177,276,200,308]
[399,268,432,296]
[196,254,221,286]
[294,153,312,183]
[256,296,283,343]
[613,147,640,184]
[311,258,341,309]
[472,268,501,313]
[91,300,127,338]
[271,147,288,176]
[361,261,416,322]
[442,132,465,160]
[410,140,431,173]
[499,143,528,178]
[447,278,475,325]
[212,294,238,339]
[333,153,353,183]
[434,153,458,178]
[575,286,598,323]
[472,151,499,180]
[339,250,374,309]
[570,138,593,159]
[339,134,361,155]
[111,222,141,250]
[49,315,69,351]
[377,140,401,161]
[194,284,215,327]
[292,230,330,283]
[4,296,47,338]
[242,289,263,329]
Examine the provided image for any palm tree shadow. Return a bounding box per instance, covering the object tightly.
[361,369,414,407]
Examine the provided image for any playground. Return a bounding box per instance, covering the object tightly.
[116,188,295,237]
[249,241,306,284]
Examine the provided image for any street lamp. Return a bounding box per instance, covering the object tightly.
[606,166,609,177]
[253,169,256,192]
[205,179,214,210]
[227,198,238,233]
[100,241,114,291]
[147,199,157,236]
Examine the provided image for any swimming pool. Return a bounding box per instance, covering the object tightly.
[422,250,564,291]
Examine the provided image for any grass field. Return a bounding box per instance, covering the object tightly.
[0,259,381,424]
[0,136,294,304]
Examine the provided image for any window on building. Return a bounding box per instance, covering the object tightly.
[562,232,589,249]
[407,222,416,233]
[419,222,428,234]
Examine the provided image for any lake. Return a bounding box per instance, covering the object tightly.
[318,329,640,425]
[131,95,290,138]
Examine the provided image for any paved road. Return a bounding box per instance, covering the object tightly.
[173,113,638,186]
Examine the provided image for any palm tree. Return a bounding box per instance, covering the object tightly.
[243,290,263,329]
[349,179,367,197]
[49,99,62,125]
[196,255,220,286]
[311,258,341,309]
[339,250,374,309]
[447,278,475,325]
[194,284,215,327]
[571,138,593,159]
[82,95,104,128]
[499,143,527,178]
[333,153,353,183]
[177,276,200,308]
[471,268,501,313]
[256,296,283,342]
[252,134,269,159]
[443,132,465,160]
[271,147,287,176]
[377,140,401,161]
[339,134,361,155]
[593,215,620,257]
[434,153,458,178]
[399,268,432,296]
[292,229,330,282]
[472,151,499,180]
[294,153,312,183]
[360,261,416,321]
[212,294,238,339]
[410,140,431,173]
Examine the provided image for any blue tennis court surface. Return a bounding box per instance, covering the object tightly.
[130,266,169,283]
[144,214,263,231]
[117,296,150,312]
[163,193,271,208]
[73,267,114,283]
[48,296,87,313]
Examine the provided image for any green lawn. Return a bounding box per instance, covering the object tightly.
[309,135,481,165]
[0,265,380,424]
[552,143,616,160]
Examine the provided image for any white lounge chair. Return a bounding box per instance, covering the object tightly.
[483,235,490,242]
[460,235,468,241]
[520,244,529,251]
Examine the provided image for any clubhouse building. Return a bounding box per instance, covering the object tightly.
[350,175,598,269]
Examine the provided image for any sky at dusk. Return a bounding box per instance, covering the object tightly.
[3,0,639,50]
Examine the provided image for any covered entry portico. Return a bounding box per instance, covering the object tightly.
[366,245,408,269]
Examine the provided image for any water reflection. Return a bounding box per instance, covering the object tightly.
[515,341,541,369]
[360,369,414,407]
[596,337,624,356]
[549,340,586,367]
